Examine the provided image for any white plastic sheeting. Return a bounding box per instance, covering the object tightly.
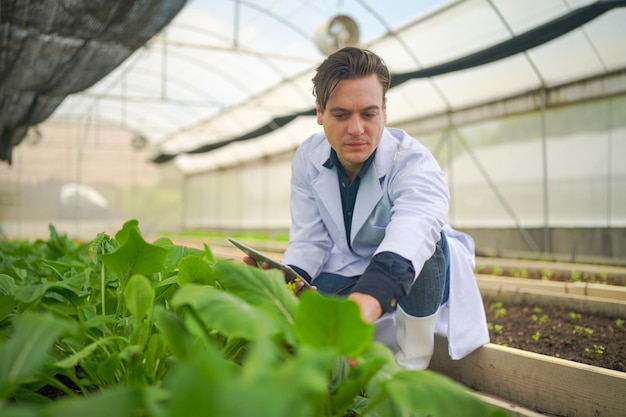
[48,0,445,158]
[160,0,626,172]
[45,0,626,173]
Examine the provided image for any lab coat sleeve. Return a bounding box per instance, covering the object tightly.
[376,147,450,279]
[282,142,332,277]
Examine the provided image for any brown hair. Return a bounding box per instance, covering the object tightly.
[312,47,391,111]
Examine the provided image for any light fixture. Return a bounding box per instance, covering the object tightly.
[314,15,360,56]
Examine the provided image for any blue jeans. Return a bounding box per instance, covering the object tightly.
[313,232,450,318]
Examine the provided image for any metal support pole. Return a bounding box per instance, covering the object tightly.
[540,88,551,254]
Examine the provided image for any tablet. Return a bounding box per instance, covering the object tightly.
[228,237,311,287]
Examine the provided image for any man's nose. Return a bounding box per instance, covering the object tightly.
[348,116,364,136]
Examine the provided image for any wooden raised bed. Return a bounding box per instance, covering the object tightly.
[433,275,626,416]
[429,334,626,417]
[476,274,626,317]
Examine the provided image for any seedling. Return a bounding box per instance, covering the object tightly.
[574,325,594,337]
[615,318,624,328]
[598,272,609,284]
[531,331,541,341]
[541,269,554,281]
[532,313,548,325]
[489,301,507,319]
[585,344,605,356]
[486,322,503,335]
[588,272,609,285]
[569,312,582,322]
[512,268,528,278]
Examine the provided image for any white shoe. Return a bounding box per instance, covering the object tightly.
[394,305,439,370]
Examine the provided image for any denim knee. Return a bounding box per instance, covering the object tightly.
[398,232,450,317]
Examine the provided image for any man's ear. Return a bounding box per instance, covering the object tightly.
[315,101,323,125]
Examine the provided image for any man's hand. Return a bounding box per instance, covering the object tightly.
[348,292,383,323]
[243,254,315,295]
[242,254,271,269]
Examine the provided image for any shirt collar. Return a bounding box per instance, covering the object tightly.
[323,148,376,180]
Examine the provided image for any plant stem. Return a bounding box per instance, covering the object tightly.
[101,264,106,316]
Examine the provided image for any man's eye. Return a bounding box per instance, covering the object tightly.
[334,114,349,120]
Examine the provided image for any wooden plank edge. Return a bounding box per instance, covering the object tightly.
[478,282,626,318]
[473,392,552,417]
[476,274,626,301]
[429,335,626,417]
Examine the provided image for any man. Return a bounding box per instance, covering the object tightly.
[248,47,488,369]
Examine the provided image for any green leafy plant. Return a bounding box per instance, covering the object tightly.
[486,323,504,336]
[512,268,527,278]
[616,318,625,328]
[0,221,506,417]
[584,345,605,356]
[573,325,594,337]
[489,301,507,320]
[531,332,541,341]
[540,269,554,281]
[569,312,582,322]
[531,308,548,326]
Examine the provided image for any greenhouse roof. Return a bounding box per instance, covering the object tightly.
[6,0,626,172]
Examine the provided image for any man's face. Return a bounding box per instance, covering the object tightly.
[316,74,387,179]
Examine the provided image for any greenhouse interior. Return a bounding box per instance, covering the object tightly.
[2,1,626,416]
[1,0,625,262]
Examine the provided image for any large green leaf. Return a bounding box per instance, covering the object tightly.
[45,224,86,261]
[98,226,167,279]
[177,256,217,286]
[215,261,298,341]
[333,356,387,416]
[13,272,88,305]
[380,370,508,417]
[54,336,129,369]
[239,343,335,417]
[153,237,205,274]
[294,291,374,357]
[0,293,14,322]
[172,284,276,340]
[0,312,76,399]
[45,385,143,417]
[0,274,17,295]
[166,341,333,417]
[361,341,402,399]
[113,220,140,245]
[153,306,195,361]
[123,274,154,323]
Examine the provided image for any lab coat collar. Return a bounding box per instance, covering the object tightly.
[310,128,400,246]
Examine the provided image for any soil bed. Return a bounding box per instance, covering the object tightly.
[482,294,626,372]
[474,264,626,286]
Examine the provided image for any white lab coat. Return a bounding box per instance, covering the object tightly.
[283,127,489,360]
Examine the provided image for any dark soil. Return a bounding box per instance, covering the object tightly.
[475,264,626,372]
